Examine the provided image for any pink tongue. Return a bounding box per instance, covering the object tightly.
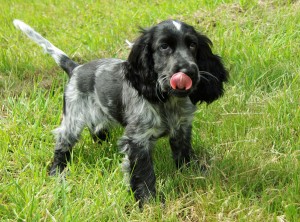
[170,72,192,90]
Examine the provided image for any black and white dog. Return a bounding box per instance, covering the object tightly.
[14,19,228,206]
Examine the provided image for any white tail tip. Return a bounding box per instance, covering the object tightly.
[13,19,32,31]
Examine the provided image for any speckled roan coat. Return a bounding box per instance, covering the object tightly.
[14,19,228,207]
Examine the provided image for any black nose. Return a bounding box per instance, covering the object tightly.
[175,62,198,77]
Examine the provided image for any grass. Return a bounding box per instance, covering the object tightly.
[0,0,299,221]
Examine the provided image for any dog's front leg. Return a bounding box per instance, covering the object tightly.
[169,124,194,169]
[120,135,156,207]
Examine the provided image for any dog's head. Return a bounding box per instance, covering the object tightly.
[125,20,228,104]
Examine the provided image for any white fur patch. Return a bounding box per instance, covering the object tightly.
[172,21,181,31]
[13,19,67,65]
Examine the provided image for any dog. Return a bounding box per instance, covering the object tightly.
[13,19,228,206]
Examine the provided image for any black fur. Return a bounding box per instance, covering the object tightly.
[57,54,78,77]
[90,128,110,143]
[189,34,228,104]
[76,61,98,93]
[49,149,71,176]
[169,125,193,168]
[125,28,162,103]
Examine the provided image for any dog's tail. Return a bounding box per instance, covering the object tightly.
[13,19,78,77]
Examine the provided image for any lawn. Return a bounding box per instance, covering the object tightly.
[0,0,299,221]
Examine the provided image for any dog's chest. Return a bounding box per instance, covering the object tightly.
[158,98,196,136]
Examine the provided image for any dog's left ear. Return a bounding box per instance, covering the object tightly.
[125,29,160,102]
[189,33,228,105]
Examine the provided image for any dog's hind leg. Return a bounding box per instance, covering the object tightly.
[89,127,110,144]
[49,112,85,176]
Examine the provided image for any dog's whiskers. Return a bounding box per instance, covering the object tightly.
[157,75,171,99]
[199,71,219,82]
[156,81,165,102]
[199,75,209,82]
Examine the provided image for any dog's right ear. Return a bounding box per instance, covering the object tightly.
[125,29,159,103]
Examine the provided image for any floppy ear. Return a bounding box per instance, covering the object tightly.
[125,29,160,103]
[189,34,228,105]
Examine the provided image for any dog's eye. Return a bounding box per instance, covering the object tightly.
[159,43,170,51]
[189,42,197,50]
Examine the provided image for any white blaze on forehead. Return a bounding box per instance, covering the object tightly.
[172,21,181,31]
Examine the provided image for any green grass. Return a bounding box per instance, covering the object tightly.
[1,0,299,221]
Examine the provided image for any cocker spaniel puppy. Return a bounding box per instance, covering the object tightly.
[14,19,228,206]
